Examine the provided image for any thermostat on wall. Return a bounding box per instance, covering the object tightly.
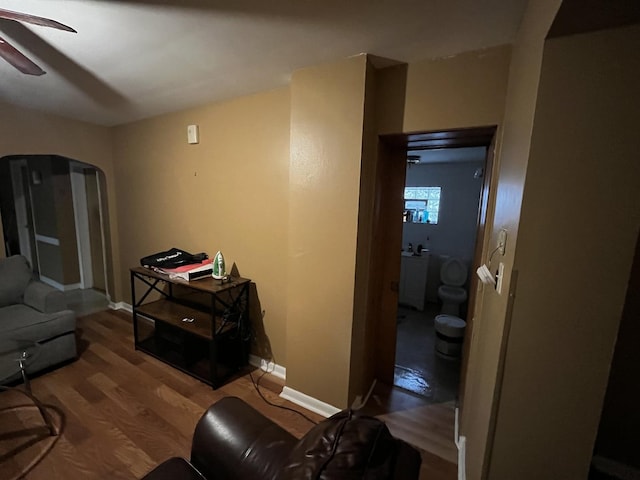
[187,124,199,144]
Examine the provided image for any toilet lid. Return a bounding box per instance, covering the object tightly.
[440,258,467,286]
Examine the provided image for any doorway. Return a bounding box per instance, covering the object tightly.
[0,155,112,305]
[371,127,496,406]
[395,146,488,401]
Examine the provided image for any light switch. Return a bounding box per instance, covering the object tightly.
[496,262,505,294]
[187,124,199,144]
[498,229,507,256]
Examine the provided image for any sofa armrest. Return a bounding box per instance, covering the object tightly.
[23,281,68,313]
[191,396,297,480]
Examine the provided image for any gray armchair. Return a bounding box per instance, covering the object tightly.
[0,255,77,380]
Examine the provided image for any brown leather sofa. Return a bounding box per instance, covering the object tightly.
[141,396,421,480]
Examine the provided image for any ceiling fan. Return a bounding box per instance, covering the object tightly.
[0,8,75,76]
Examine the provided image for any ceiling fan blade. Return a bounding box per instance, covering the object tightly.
[0,36,45,75]
[0,8,76,33]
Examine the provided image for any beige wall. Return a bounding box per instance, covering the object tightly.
[459,2,561,478]
[112,87,291,366]
[488,24,640,479]
[375,46,511,136]
[349,58,380,403]
[287,55,367,408]
[0,102,120,297]
[401,45,511,134]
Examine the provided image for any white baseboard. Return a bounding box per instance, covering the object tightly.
[112,307,336,420]
[110,301,132,312]
[592,455,640,480]
[455,407,465,480]
[457,435,466,480]
[280,386,341,418]
[248,355,286,380]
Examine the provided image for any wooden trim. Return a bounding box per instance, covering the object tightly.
[371,126,497,397]
[371,138,407,383]
[458,129,497,407]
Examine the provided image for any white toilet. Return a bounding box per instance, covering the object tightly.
[438,258,467,316]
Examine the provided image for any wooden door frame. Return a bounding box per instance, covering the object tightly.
[371,126,497,400]
[369,139,408,383]
[458,132,497,406]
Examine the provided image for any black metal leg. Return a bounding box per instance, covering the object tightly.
[19,355,31,393]
[131,270,138,345]
[210,294,218,389]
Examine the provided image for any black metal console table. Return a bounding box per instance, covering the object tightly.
[130,266,251,388]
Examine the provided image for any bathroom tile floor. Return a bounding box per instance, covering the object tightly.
[395,303,461,404]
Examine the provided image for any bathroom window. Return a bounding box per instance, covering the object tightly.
[403,187,441,224]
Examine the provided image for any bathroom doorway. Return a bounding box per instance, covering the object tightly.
[370,127,497,405]
[395,146,488,401]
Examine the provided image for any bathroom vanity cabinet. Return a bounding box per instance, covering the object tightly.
[399,253,430,311]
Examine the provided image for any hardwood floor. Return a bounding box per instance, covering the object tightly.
[0,309,456,479]
[361,382,458,478]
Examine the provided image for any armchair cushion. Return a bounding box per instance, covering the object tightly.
[278,409,399,479]
[0,255,32,308]
[191,396,297,480]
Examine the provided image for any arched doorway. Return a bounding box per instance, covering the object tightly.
[0,154,113,308]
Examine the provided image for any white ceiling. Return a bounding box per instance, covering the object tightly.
[0,0,528,126]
